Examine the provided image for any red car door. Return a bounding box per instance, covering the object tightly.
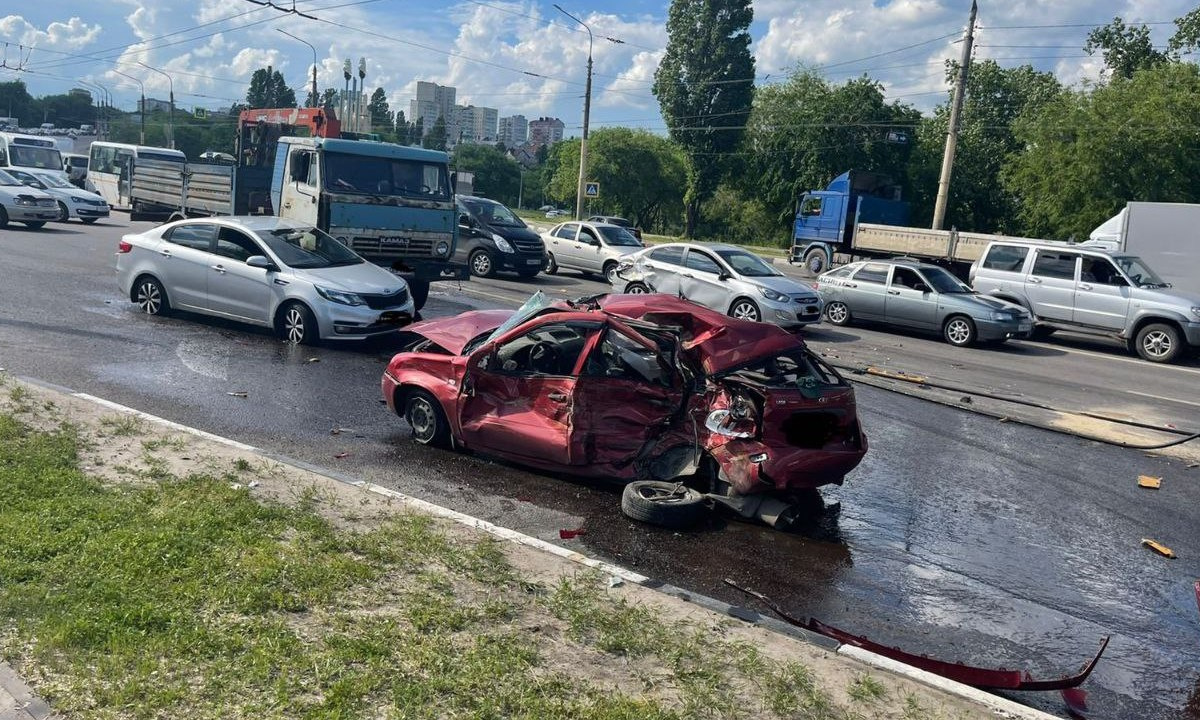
[457,320,601,466]
[568,322,680,467]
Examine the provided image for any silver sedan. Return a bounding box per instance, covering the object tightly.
[613,242,823,328]
[817,259,1031,346]
[116,216,415,344]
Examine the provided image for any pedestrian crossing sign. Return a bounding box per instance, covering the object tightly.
[584,182,600,198]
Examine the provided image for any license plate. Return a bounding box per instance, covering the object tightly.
[379,311,411,324]
[526,259,542,265]
[1019,322,1032,332]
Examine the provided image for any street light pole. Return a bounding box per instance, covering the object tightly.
[138,62,174,149]
[112,68,145,144]
[554,4,592,221]
[277,29,318,109]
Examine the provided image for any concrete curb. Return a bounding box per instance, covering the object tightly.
[0,662,52,720]
[15,376,1063,720]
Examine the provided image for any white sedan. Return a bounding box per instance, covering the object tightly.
[8,168,110,223]
[0,169,60,229]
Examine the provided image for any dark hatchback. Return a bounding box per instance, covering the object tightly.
[456,195,546,279]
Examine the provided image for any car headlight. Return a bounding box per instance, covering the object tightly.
[314,285,365,306]
[492,234,514,253]
[435,240,450,256]
[14,197,37,207]
[1191,306,1200,318]
[757,286,789,302]
[988,311,1014,321]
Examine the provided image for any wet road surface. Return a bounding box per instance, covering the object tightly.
[2,219,1199,719]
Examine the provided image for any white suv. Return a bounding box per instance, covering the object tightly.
[971,240,1200,363]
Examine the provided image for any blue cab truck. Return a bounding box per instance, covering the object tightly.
[789,170,1042,278]
[129,108,466,310]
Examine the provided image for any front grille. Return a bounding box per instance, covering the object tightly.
[352,236,435,257]
[793,296,819,305]
[360,287,409,309]
[37,199,57,208]
[511,237,545,253]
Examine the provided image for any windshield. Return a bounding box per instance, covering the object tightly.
[0,169,19,186]
[486,291,552,344]
[1113,256,1167,288]
[716,249,779,277]
[597,226,642,247]
[921,267,970,293]
[34,172,72,188]
[462,198,525,227]
[9,145,62,171]
[323,152,450,200]
[67,157,88,168]
[257,226,365,269]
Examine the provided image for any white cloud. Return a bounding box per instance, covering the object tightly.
[0,15,102,50]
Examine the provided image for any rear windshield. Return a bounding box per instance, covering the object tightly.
[724,350,846,388]
[597,226,642,246]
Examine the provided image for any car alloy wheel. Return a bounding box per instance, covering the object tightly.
[280,303,317,345]
[625,282,649,294]
[135,278,166,315]
[826,301,850,326]
[470,250,495,278]
[544,253,558,274]
[943,317,975,347]
[604,262,618,285]
[1136,323,1180,363]
[730,299,761,322]
[57,201,69,222]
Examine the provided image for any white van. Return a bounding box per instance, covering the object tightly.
[87,142,186,209]
[0,132,67,183]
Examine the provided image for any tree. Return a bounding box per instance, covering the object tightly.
[245,66,296,109]
[0,81,36,126]
[453,144,522,205]
[1169,7,1200,55]
[367,87,391,131]
[906,61,1064,232]
[653,0,755,236]
[1084,17,1168,79]
[1002,63,1200,240]
[739,70,920,238]
[393,109,409,145]
[423,114,446,150]
[320,88,338,111]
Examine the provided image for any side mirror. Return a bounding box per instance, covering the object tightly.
[24,180,44,189]
[914,282,930,293]
[718,272,732,282]
[458,213,473,228]
[246,255,278,272]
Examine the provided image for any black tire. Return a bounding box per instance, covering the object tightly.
[544,253,558,274]
[0,207,8,228]
[132,275,170,316]
[517,267,540,280]
[23,221,46,229]
[409,279,430,312]
[624,281,650,294]
[728,298,762,322]
[278,302,319,345]
[81,217,99,225]
[404,389,450,447]
[57,201,70,222]
[942,315,977,347]
[825,301,851,326]
[469,249,496,278]
[803,248,828,275]
[1029,326,1056,340]
[603,261,618,285]
[1134,322,1182,363]
[620,481,708,530]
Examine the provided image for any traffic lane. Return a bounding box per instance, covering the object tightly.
[799,322,1200,433]
[431,265,612,309]
[4,220,1199,717]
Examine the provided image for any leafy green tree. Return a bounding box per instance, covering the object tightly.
[367,87,391,132]
[452,144,521,205]
[245,66,296,109]
[0,81,37,126]
[653,0,755,236]
[740,70,920,235]
[320,88,338,111]
[1003,63,1200,239]
[1084,17,1168,79]
[423,115,446,151]
[393,109,409,145]
[907,61,1064,231]
[1168,7,1200,54]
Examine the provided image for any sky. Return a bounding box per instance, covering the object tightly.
[1,0,1195,135]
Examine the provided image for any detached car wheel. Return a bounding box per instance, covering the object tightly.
[133,276,170,316]
[943,316,977,347]
[621,481,707,530]
[825,301,851,326]
[279,302,319,345]
[404,390,450,447]
[1135,323,1182,363]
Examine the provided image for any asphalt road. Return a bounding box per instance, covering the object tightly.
[2,218,1199,720]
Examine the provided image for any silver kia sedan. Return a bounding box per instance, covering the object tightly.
[612,242,823,328]
[816,259,1031,346]
[116,216,415,344]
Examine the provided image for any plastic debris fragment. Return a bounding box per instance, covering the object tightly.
[1137,475,1162,489]
[334,452,350,459]
[559,528,585,539]
[227,391,248,398]
[1141,539,1176,558]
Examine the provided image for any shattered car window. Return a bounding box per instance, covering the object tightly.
[494,322,597,376]
[723,350,845,390]
[486,291,552,345]
[584,329,670,386]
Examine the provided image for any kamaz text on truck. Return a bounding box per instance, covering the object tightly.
[790,170,1049,278]
[130,107,466,310]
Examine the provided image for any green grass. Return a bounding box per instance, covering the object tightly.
[98,413,144,437]
[848,673,888,703]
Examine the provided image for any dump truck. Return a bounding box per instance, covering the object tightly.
[1085,202,1200,294]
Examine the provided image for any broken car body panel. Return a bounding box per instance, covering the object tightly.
[382,293,867,496]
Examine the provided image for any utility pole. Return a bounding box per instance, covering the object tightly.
[932,0,976,231]
[113,69,146,145]
[555,4,592,221]
[139,63,174,149]
[277,29,318,109]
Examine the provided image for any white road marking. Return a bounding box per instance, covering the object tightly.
[1125,389,1200,408]
[1020,341,1200,375]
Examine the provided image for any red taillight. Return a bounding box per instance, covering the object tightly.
[117,241,132,253]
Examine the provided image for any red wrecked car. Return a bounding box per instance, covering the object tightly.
[381,292,867,529]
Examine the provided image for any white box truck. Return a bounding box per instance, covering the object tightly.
[1086,202,1200,293]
